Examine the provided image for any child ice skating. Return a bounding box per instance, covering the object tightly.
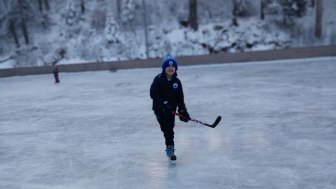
[52,63,60,83]
[150,54,190,161]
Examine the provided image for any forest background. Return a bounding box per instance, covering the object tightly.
[0,0,335,69]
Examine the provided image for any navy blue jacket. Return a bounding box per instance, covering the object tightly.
[150,72,186,113]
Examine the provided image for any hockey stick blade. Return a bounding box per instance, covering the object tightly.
[172,112,222,128]
[205,116,221,128]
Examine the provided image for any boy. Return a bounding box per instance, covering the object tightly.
[150,54,190,161]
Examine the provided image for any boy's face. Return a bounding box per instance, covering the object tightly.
[165,65,176,76]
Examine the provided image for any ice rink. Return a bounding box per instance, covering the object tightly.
[1,57,336,189]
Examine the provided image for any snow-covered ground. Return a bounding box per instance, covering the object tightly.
[1,57,336,188]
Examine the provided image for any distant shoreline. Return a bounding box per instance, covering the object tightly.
[1,45,335,78]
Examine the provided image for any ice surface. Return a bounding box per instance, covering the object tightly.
[1,57,336,189]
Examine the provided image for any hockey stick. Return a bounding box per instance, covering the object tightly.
[172,112,221,128]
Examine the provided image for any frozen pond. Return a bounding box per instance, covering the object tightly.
[1,57,336,188]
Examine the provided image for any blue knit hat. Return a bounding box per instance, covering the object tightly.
[162,54,178,71]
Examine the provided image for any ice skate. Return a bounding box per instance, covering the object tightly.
[166,145,177,161]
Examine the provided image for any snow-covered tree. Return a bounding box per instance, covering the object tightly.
[105,15,120,44]
[0,0,23,47]
[232,0,253,26]
[233,0,251,17]
[279,0,307,25]
[121,0,137,24]
[1,0,42,48]
[64,1,78,26]
[0,0,335,69]
[37,0,49,13]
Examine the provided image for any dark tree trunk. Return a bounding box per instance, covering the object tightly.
[44,0,50,11]
[315,0,323,38]
[261,0,266,20]
[189,0,198,31]
[38,0,50,13]
[9,20,20,48]
[117,0,121,22]
[81,0,85,14]
[232,0,239,26]
[18,0,29,45]
[21,21,29,44]
[38,0,43,13]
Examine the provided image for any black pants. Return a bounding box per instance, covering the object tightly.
[155,112,175,147]
[53,71,60,83]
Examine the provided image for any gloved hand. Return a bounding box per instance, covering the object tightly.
[178,109,190,122]
[162,101,173,115]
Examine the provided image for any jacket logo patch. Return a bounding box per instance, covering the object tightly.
[173,83,178,89]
